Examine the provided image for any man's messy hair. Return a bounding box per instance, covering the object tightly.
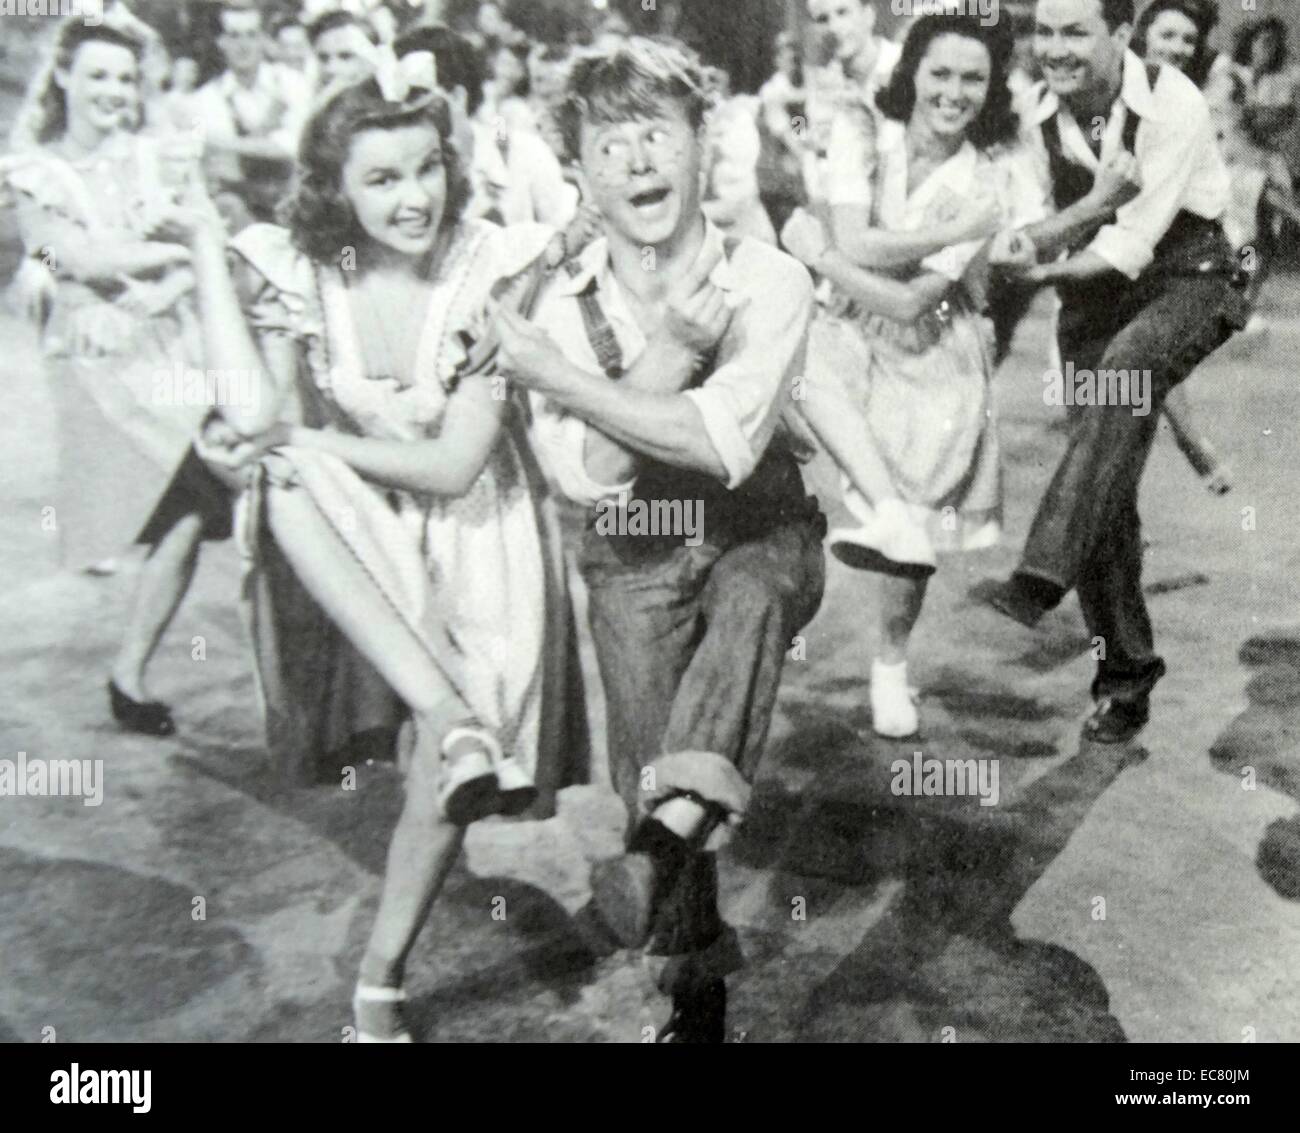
[555,36,714,164]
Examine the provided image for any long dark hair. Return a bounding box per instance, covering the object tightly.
[875,13,1018,151]
[28,20,145,146]
[1233,17,1289,74]
[283,78,472,264]
[1132,0,1218,89]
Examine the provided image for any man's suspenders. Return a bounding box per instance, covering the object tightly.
[566,235,744,381]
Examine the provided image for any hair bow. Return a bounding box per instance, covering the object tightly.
[373,45,438,104]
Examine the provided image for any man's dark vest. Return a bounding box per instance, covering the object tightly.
[565,238,819,552]
[1038,63,1237,323]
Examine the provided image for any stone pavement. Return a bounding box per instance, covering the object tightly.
[2,284,1299,1043]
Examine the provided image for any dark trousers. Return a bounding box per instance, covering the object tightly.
[579,501,826,991]
[1019,271,1248,702]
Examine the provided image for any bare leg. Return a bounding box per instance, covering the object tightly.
[872,573,929,738]
[110,512,203,701]
[878,573,928,665]
[264,484,483,1025]
[797,367,900,509]
[359,719,467,987]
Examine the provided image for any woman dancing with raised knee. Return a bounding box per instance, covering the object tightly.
[172,62,582,1041]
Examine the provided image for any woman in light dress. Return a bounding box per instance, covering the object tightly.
[5,16,229,737]
[781,14,1041,739]
[1206,16,1300,341]
[178,65,585,1041]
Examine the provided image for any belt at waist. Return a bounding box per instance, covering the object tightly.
[1059,211,1240,315]
[581,439,820,551]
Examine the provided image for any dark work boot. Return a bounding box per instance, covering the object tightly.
[656,979,727,1044]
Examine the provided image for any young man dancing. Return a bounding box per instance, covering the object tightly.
[974,0,1248,742]
[493,39,826,1042]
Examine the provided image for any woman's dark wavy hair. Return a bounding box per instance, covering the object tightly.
[1233,17,1289,74]
[1132,0,1218,89]
[282,78,471,264]
[32,20,145,145]
[875,13,1018,151]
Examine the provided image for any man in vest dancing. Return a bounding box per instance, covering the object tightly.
[973,0,1248,744]
[492,38,825,1042]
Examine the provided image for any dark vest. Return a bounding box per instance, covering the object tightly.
[566,239,819,554]
[1038,64,1238,323]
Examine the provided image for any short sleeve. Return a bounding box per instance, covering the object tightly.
[823,105,877,208]
[226,222,316,339]
[3,155,86,255]
[474,220,557,318]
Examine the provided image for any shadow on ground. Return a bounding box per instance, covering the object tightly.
[1210,628,1300,900]
[719,670,1145,1042]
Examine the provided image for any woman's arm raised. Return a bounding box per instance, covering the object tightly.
[185,220,295,438]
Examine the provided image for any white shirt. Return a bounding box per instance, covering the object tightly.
[528,221,815,505]
[192,64,311,182]
[1023,50,1230,280]
[469,120,577,229]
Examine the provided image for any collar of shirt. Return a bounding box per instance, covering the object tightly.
[1027,50,1165,172]
[553,218,738,300]
[1028,49,1165,128]
[872,118,980,228]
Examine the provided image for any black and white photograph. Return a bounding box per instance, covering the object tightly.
[0,0,1295,1078]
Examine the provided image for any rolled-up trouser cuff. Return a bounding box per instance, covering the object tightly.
[640,750,751,852]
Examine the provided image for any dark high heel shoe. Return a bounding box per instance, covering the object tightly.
[108,680,176,737]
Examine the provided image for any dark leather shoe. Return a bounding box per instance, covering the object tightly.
[108,680,176,737]
[1083,696,1150,744]
[656,980,727,1044]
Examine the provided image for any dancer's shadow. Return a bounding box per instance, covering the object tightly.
[0,845,260,1038]
[734,689,1145,1041]
[155,742,613,1039]
[1209,629,1300,900]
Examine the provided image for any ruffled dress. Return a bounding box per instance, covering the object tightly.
[811,116,1044,551]
[229,219,587,804]
[4,136,208,567]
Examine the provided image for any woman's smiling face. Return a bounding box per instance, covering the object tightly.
[1146,9,1199,73]
[59,39,140,137]
[912,33,991,141]
[340,121,447,258]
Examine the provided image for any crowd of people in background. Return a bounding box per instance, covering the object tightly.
[0,0,1292,1043]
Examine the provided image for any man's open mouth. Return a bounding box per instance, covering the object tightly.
[630,187,671,209]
